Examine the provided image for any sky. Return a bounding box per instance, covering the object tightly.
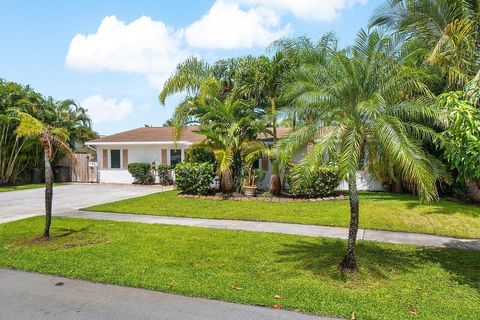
[0,0,382,135]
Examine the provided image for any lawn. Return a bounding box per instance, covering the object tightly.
[84,191,480,239]
[0,183,64,192]
[0,217,479,319]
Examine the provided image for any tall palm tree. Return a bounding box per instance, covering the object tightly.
[15,112,73,238]
[279,30,444,271]
[371,0,480,89]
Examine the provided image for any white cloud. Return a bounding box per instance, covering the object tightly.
[81,95,133,124]
[238,0,368,22]
[66,16,188,77]
[184,0,291,50]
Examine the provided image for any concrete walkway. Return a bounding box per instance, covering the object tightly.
[0,183,170,224]
[63,210,480,250]
[0,269,338,320]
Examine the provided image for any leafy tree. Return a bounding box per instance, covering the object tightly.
[279,30,443,271]
[15,112,74,238]
[436,87,480,201]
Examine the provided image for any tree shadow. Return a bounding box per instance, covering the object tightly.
[361,192,480,218]
[276,239,480,292]
[54,226,94,238]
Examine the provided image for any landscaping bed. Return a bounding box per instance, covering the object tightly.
[1,216,479,320]
[177,192,346,202]
[84,191,480,239]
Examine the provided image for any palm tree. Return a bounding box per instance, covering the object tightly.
[195,97,267,193]
[279,30,443,271]
[371,0,480,89]
[15,112,73,238]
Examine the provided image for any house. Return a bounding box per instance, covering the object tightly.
[85,126,383,190]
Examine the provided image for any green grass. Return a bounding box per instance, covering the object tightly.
[0,217,479,319]
[84,191,480,239]
[0,183,64,192]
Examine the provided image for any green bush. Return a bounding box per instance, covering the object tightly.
[158,164,173,186]
[128,162,153,185]
[185,145,216,165]
[288,165,339,198]
[175,162,215,195]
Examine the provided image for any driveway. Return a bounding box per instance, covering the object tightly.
[0,183,167,224]
[0,269,336,320]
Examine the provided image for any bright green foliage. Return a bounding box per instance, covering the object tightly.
[157,164,173,186]
[288,165,339,198]
[279,29,443,203]
[1,217,479,320]
[371,0,480,89]
[436,91,480,179]
[127,162,153,185]
[175,162,215,195]
[185,145,216,165]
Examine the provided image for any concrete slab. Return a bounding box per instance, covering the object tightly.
[0,183,169,223]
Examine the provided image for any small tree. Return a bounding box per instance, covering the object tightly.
[15,112,73,238]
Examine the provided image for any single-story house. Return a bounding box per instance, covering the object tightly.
[85,126,383,191]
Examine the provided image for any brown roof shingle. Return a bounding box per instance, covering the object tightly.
[87,126,205,144]
[87,126,291,144]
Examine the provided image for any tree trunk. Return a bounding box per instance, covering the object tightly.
[465,180,480,202]
[44,147,53,238]
[340,172,359,272]
[221,171,234,194]
[269,173,281,195]
[271,98,277,142]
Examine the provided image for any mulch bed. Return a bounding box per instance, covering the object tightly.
[177,192,346,202]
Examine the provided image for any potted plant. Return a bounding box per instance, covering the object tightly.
[243,168,257,197]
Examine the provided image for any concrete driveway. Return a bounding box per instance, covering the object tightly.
[0,183,167,224]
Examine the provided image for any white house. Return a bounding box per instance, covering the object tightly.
[85,126,383,190]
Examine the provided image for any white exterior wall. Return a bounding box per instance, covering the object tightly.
[337,171,384,191]
[95,143,189,184]
[91,142,384,190]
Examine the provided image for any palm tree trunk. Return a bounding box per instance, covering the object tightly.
[44,147,53,238]
[271,98,277,142]
[466,180,480,202]
[340,172,359,272]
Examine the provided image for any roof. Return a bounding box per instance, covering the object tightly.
[86,126,290,145]
[86,126,205,145]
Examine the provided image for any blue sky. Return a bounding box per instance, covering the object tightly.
[0,0,382,135]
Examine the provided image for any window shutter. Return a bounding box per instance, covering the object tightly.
[102,149,108,169]
[122,149,128,169]
[161,149,167,164]
[261,157,269,170]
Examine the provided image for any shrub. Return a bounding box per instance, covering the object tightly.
[185,145,216,165]
[175,162,215,195]
[288,165,339,198]
[158,164,174,186]
[127,162,153,184]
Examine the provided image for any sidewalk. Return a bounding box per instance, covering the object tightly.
[61,210,480,250]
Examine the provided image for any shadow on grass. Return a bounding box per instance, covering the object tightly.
[361,192,480,218]
[276,239,480,292]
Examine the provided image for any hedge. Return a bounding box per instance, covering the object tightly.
[158,164,174,186]
[175,162,215,195]
[127,162,153,184]
[288,165,339,198]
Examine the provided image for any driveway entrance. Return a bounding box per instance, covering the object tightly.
[0,183,167,224]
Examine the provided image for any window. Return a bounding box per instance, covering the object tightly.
[170,149,182,167]
[110,150,121,169]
